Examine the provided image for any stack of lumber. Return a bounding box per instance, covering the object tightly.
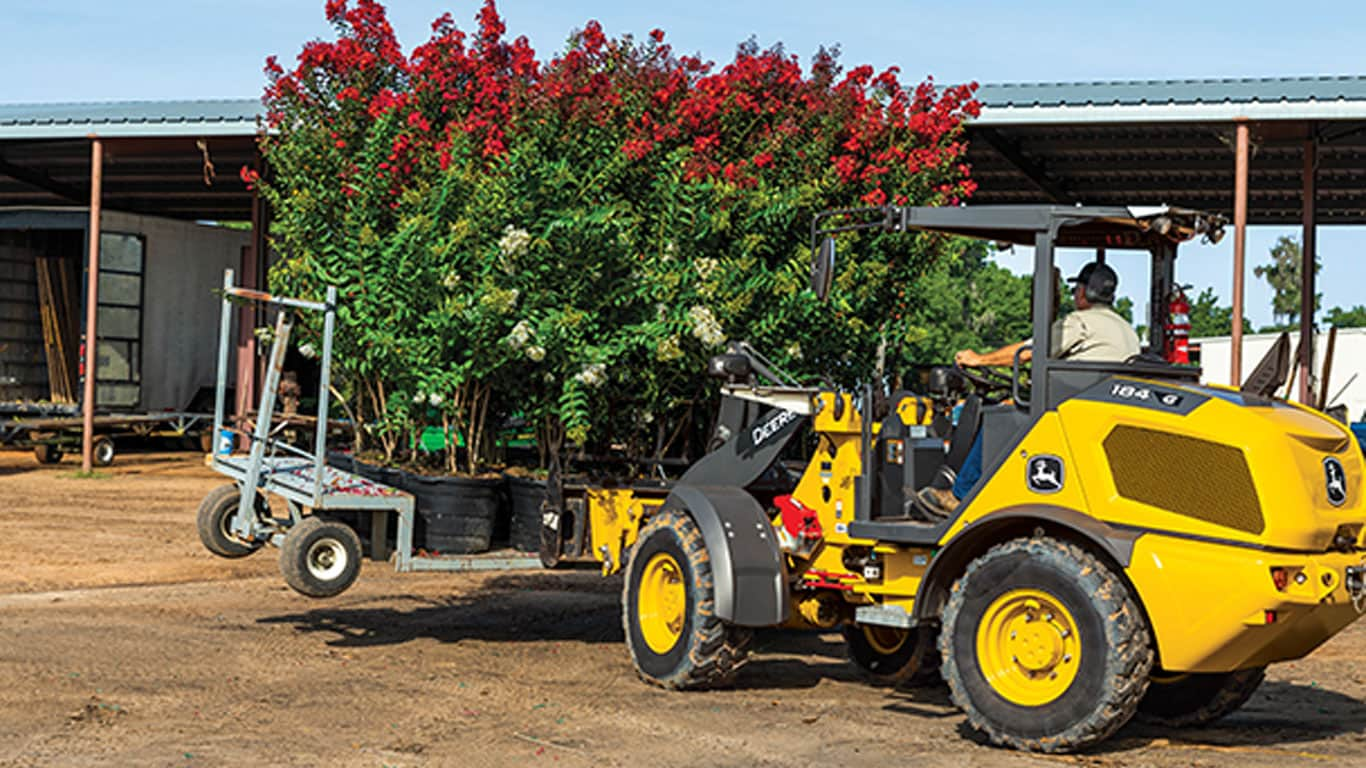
[34,257,76,404]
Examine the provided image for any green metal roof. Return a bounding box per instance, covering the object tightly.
[975,75,1366,125]
[0,99,260,139]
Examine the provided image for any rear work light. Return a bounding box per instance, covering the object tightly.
[1270,567,1307,592]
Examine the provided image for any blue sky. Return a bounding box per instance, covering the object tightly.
[4,0,1364,325]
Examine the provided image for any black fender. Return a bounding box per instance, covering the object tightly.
[663,484,789,627]
[911,504,1142,624]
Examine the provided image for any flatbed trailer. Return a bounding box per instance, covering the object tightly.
[1,407,211,465]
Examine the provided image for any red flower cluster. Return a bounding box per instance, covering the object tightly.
[258,1,979,211]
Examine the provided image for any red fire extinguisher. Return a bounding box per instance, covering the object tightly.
[1165,285,1191,364]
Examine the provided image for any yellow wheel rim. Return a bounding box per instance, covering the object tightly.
[863,625,908,656]
[638,552,687,654]
[974,588,1081,706]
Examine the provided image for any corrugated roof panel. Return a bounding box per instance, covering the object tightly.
[0,99,261,138]
[977,75,1366,108]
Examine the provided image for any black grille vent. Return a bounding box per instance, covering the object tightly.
[1103,425,1263,534]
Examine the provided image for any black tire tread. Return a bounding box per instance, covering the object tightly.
[843,624,942,687]
[939,536,1154,753]
[622,508,753,690]
[1138,667,1266,727]
[196,484,262,558]
[279,516,363,598]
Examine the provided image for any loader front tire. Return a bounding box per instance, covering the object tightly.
[622,508,752,690]
[940,537,1153,752]
[1138,667,1265,727]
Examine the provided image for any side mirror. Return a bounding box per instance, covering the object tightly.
[810,236,835,301]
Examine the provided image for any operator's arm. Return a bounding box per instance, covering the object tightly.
[955,341,1031,368]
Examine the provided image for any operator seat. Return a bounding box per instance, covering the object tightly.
[931,393,981,490]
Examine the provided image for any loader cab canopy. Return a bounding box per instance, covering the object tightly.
[811,204,1227,418]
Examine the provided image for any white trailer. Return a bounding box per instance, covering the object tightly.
[1193,327,1366,421]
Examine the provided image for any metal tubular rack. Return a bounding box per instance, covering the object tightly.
[209,269,417,568]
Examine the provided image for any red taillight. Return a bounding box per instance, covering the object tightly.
[1271,567,1289,591]
[1264,610,1277,624]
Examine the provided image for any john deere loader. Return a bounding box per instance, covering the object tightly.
[539,204,1366,752]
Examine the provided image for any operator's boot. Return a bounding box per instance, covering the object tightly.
[914,486,958,521]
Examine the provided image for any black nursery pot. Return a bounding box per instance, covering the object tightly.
[405,473,501,555]
[324,450,356,474]
[505,476,547,553]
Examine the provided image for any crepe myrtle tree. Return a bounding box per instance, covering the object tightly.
[253,0,980,468]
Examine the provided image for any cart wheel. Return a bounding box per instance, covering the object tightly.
[92,436,116,467]
[197,484,266,558]
[34,444,62,464]
[280,517,363,598]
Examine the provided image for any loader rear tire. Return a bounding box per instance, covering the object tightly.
[1138,667,1265,727]
[197,484,265,558]
[843,624,941,687]
[940,536,1153,753]
[622,508,752,690]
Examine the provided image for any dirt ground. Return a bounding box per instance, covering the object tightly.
[3,450,1366,767]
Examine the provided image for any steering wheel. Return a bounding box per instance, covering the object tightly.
[954,362,1016,401]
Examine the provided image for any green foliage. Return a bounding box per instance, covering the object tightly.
[1254,235,1320,326]
[1188,287,1252,337]
[1325,305,1366,328]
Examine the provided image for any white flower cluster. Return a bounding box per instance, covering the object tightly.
[505,319,545,362]
[688,305,725,348]
[411,392,444,407]
[506,320,533,348]
[694,257,718,281]
[574,362,607,388]
[442,270,460,290]
[298,342,317,360]
[785,342,803,361]
[499,225,532,259]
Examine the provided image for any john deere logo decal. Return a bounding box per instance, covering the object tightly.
[1026,455,1064,494]
[1325,457,1347,507]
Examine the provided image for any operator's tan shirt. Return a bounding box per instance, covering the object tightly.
[1043,303,1141,360]
[1046,305,1141,362]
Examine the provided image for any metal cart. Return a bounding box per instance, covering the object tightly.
[199,270,535,599]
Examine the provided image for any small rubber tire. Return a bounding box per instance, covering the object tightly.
[843,624,941,687]
[92,436,115,467]
[196,484,265,558]
[1138,667,1266,727]
[280,516,363,598]
[622,508,753,690]
[34,444,62,464]
[940,536,1154,753]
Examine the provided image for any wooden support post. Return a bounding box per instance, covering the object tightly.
[1298,133,1317,404]
[236,162,266,423]
[1230,121,1250,386]
[81,138,104,473]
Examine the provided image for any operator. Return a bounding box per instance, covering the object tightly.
[919,261,1139,516]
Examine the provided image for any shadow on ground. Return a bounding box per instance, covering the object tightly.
[260,572,624,646]
[945,678,1366,753]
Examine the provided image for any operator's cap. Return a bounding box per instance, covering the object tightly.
[1066,262,1118,303]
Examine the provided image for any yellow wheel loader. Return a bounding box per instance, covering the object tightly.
[540,205,1366,752]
